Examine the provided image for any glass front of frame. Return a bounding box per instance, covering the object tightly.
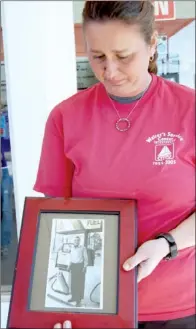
[29,212,119,314]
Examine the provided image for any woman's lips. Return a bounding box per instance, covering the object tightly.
[107,79,125,86]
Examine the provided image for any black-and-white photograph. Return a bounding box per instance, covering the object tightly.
[45,218,104,310]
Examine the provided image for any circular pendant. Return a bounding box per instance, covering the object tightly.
[116,118,131,132]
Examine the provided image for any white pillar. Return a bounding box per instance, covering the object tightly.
[1,1,77,236]
[1,296,10,328]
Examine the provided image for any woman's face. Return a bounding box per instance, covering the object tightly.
[84,20,157,97]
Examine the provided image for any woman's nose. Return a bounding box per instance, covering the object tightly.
[104,60,119,80]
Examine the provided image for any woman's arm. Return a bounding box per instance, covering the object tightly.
[169,212,195,250]
[123,212,195,282]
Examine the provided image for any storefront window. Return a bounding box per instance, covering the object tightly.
[1,60,18,292]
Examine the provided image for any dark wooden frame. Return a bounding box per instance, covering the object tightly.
[7,197,138,328]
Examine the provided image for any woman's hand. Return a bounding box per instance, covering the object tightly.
[54,320,72,328]
[123,238,170,283]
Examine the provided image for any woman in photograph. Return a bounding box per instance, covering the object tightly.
[34,1,195,328]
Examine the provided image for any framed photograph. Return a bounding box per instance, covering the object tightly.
[7,197,137,328]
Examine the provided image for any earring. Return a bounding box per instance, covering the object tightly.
[149,55,154,62]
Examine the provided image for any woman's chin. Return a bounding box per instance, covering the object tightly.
[104,81,135,97]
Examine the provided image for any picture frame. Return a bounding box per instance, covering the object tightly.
[7,197,138,328]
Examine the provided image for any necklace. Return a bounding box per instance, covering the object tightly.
[108,90,145,132]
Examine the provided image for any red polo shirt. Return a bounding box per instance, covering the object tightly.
[34,74,195,321]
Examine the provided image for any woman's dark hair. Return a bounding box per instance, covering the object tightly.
[82,1,158,74]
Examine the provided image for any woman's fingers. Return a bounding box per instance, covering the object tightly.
[63,321,72,328]
[54,320,72,329]
[54,324,62,329]
[123,252,143,271]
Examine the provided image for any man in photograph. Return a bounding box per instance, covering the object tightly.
[68,236,88,307]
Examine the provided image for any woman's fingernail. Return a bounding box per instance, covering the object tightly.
[54,324,62,329]
[123,263,130,271]
[63,320,72,328]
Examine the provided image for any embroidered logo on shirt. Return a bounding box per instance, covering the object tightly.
[146,132,183,166]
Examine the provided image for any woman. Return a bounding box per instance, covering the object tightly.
[34,1,195,328]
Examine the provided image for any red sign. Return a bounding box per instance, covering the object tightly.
[154,1,176,21]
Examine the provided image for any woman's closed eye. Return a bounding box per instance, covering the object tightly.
[93,54,105,60]
[117,55,129,59]
[93,54,130,61]
[93,54,134,61]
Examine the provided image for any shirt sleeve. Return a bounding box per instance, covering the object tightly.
[33,106,73,197]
